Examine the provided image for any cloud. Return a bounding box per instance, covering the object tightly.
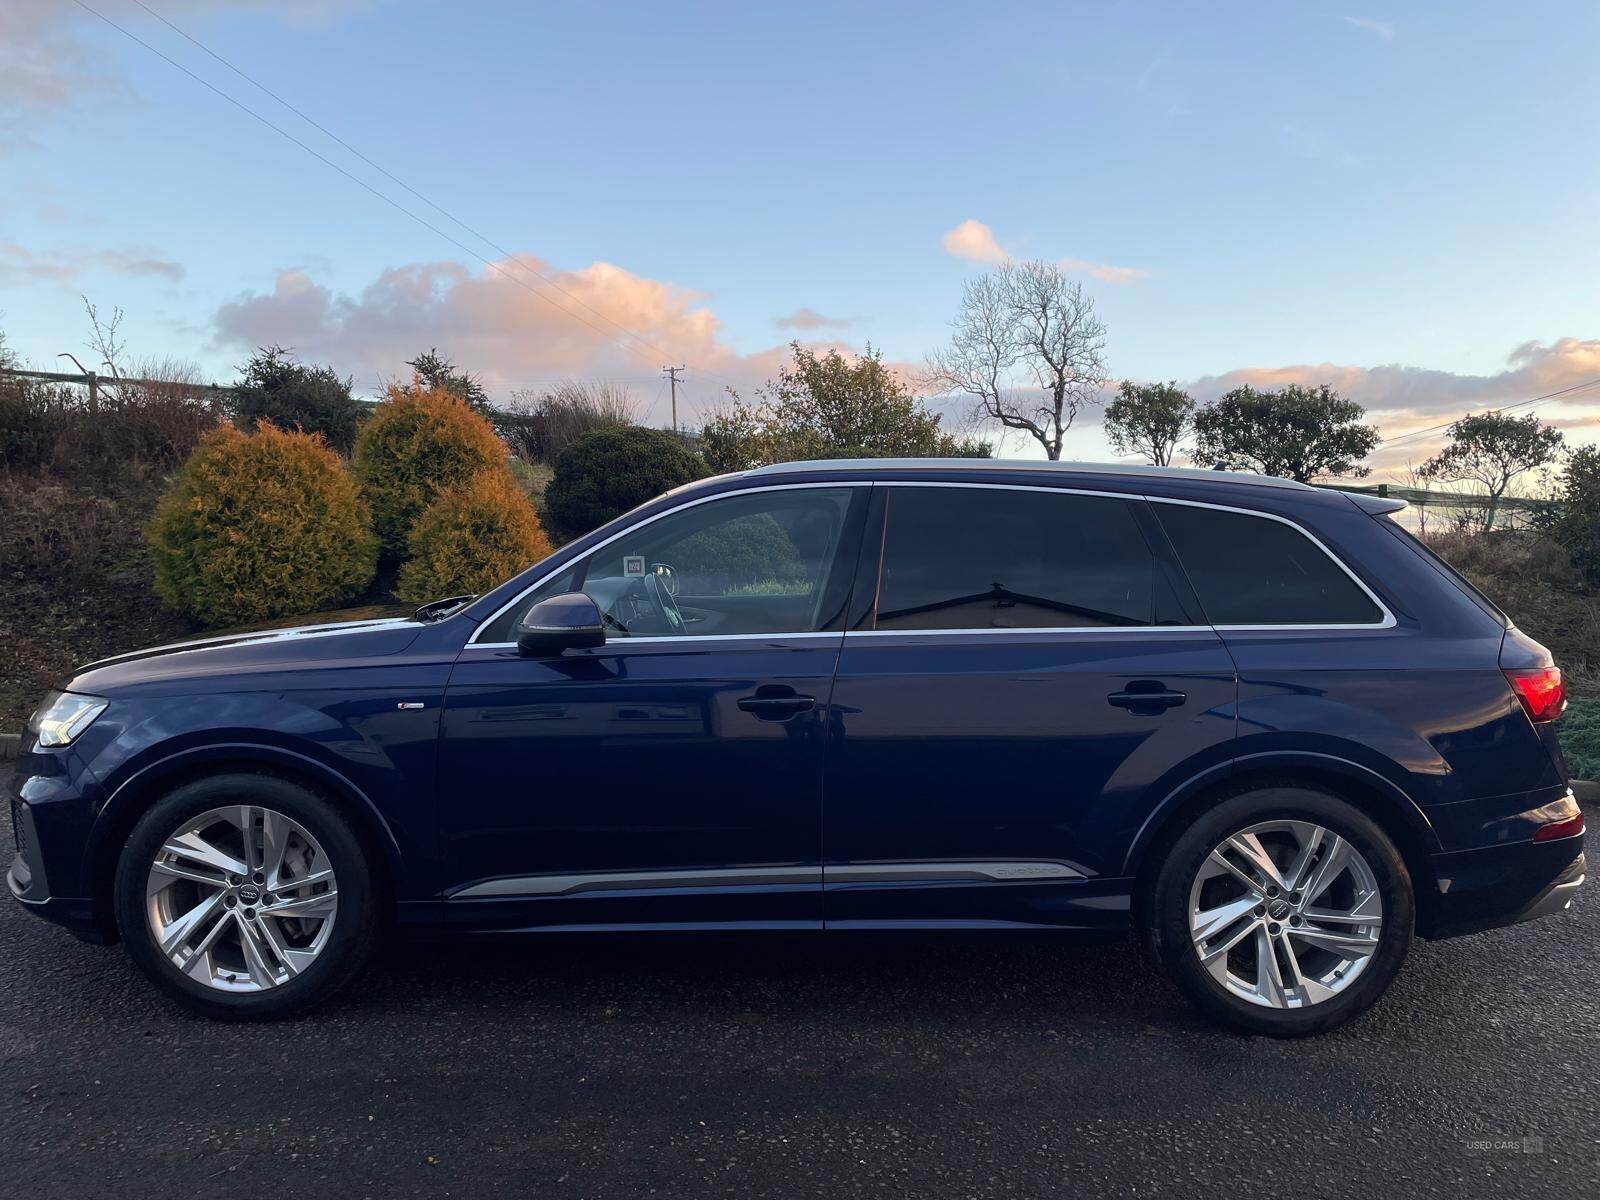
[0,1,374,146]
[1343,16,1396,40]
[773,307,854,331]
[940,219,1150,285]
[1182,337,1600,468]
[942,219,1010,265]
[0,243,185,284]
[1057,258,1152,285]
[209,253,868,422]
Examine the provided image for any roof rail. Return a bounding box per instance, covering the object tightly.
[745,458,1316,491]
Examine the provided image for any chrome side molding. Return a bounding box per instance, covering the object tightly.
[447,860,1086,900]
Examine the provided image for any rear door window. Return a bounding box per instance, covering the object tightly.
[1154,503,1385,626]
[873,486,1158,630]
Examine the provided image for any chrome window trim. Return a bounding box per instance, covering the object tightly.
[866,480,1395,632]
[467,475,1394,648]
[459,631,844,653]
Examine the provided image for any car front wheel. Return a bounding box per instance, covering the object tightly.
[1146,786,1415,1037]
[114,774,376,1019]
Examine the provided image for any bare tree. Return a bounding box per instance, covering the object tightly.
[81,296,127,377]
[924,261,1109,460]
[1397,460,1434,538]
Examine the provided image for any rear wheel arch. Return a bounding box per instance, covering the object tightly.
[87,745,400,939]
[1128,757,1440,927]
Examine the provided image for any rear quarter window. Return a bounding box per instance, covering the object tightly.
[1376,517,1508,626]
[1154,503,1386,627]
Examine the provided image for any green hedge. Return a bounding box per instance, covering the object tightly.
[1558,698,1600,781]
[543,426,707,541]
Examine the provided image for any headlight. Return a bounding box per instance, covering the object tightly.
[30,691,109,748]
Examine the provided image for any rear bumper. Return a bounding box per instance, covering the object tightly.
[1422,834,1585,940]
[1508,851,1586,926]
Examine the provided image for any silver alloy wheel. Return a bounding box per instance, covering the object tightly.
[1188,820,1383,1009]
[144,805,339,992]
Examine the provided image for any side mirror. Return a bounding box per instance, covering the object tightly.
[514,592,607,657]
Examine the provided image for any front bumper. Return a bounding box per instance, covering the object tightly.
[8,769,111,943]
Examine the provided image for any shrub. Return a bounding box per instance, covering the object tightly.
[147,424,376,626]
[352,385,507,555]
[672,513,801,589]
[1,372,220,496]
[543,426,708,541]
[397,469,553,604]
[228,346,365,454]
[699,344,987,471]
[1539,445,1600,583]
[1558,699,1600,780]
[495,380,639,463]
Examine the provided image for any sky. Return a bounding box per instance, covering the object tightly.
[2,0,1598,472]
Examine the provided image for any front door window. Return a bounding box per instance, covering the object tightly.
[482,487,860,642]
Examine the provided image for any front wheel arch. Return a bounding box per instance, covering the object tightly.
[87,746,400,941]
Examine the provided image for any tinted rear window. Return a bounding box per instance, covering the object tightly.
[875,487,1156,629]
[1155,503,1384,626]
[1377,517,1507,626]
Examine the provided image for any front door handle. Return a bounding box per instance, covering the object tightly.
[1107,681,1187,714]
[737,686,817,721]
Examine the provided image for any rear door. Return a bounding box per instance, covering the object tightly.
[822,482,1238,928]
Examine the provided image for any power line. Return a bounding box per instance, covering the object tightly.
[75,0,702,375]
[1379,377,1600,449]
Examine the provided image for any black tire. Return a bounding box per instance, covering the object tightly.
[1144,785,1414,1037]
[114,773,377,1020]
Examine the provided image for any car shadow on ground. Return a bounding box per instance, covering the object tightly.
[348,927,1193,1026]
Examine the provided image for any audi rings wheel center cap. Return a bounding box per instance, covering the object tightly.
[1268,898,1292,921]
[237,883,261,905]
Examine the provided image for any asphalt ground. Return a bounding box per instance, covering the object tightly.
[3,816,1597,1199]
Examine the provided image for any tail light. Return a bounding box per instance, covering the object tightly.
[1534,812,1585,842]
[1504,665,1566,723]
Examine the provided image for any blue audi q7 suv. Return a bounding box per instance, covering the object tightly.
[8,459,1586,1034]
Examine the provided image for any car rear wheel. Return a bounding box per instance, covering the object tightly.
[114,774,376,1020]
[1145,786,1415,1037]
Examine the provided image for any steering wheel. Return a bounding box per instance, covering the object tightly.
[644,570,686,634]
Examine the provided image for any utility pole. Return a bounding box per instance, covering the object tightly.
[663,365,685,434]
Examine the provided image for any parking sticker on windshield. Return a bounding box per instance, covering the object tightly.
[623,555,646,578]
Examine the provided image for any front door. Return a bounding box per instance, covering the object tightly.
[438,483,868,929]
[823,482,1238,928]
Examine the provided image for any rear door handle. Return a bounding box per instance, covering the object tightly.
[1107,682,1187,714]
[737,686,817,721]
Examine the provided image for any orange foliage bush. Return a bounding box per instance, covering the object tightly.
[147,424,376,626]
[397,468,553,603]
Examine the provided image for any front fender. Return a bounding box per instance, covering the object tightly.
[92,741,405,881]
[73,688,443,903]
